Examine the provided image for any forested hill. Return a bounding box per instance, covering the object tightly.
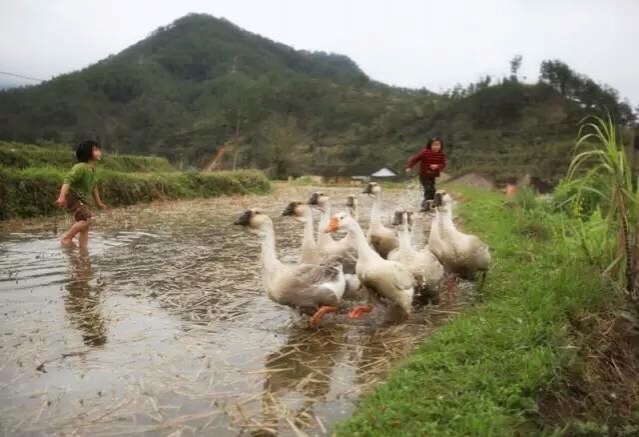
[0,13,634,181]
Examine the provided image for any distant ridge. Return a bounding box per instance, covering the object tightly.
[0,13,633,181]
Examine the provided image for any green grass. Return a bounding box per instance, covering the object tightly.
[0,167,270,220]
[0,141,175,173]
[336,186,615,436]
[0,141,271,220]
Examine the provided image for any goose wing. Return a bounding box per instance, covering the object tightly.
[391,262,416,291]
[278,262,344,308]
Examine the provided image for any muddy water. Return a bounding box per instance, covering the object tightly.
[0,185,471,436]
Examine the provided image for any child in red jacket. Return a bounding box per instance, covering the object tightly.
[406,136,447,210]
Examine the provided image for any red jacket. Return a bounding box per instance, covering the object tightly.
[407,148,447,177]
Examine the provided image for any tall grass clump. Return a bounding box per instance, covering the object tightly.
[564,115,639,302]
[512,185,538,210]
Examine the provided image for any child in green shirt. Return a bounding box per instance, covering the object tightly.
[55,140,107,250]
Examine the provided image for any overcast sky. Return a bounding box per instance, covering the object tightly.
[1,0,638,107]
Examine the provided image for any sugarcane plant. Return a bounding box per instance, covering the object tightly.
[566,114,639,303]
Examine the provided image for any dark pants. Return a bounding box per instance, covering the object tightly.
[420,174,436,202]
[67,191,93,222]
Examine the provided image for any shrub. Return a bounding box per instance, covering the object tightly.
[566,115,639,296]
[0,167,270,220]
[0,142,176,173]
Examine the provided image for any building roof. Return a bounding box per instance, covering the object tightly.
[371,167,397,177]
[313,164,398,177]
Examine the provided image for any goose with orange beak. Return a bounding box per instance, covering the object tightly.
[235,208,346,328]
[308,191,358,273]
[284,200,362,298]
[326,212,414,320]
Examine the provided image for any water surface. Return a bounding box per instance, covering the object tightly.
[0,185,470,436]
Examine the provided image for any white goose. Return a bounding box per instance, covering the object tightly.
[325,212,414,320]
[429,192,491,302]
[346,195,359,221]
[283,200,362,297]
[234,208,346,327]
[308,192,357,272]
[388,210,444,305]
[282,201,321,264]
[363,182,398,259]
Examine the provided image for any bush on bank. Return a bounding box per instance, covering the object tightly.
[0,142,175,173]
[0,167,270,220]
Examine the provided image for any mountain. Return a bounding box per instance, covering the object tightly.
[0,13,634,181]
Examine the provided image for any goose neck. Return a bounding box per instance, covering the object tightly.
[348,206,358,222]
[260,223,281,272]
[398,226,412,251]
[347,220,380,262]
[370,191,382,225]
[303,208,316,248]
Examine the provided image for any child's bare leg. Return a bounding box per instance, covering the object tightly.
[61,220,89,247]
[78,223,90,250]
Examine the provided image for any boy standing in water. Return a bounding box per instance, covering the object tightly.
[406,136,447,211]
[55,140,107,249]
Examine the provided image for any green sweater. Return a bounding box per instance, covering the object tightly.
[64,163,96,201]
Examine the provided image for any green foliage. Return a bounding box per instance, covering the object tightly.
[0,166,270,220]
[552,178,603,218]
[255,115,310,179]
[0,15,634,182]
[540,60,635,125]
[512,185,538,210]
[509,54,523,81]
[0,142,175,172]
[0,166,64,218]
[559,208,619,276]
[566,115,639,291]
[336,186,611,436]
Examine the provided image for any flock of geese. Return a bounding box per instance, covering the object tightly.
[234,182,491,327]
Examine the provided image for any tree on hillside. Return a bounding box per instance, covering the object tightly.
[256,115,309,179]
[447,83,467,100]
[509,55,523,82]
[540,59,635,125]
[540,60,575,96]
[477,75,492,90]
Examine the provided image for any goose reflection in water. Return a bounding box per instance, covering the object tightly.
[254,326,348,435]
[63,249,107,347]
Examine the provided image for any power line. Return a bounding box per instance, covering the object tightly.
[0,71,45,82]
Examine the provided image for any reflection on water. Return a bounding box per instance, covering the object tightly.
[0,185,472,436]
[63,250,107,347]
[257,328,347,435]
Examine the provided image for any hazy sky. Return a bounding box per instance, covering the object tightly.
[1,0,638,107]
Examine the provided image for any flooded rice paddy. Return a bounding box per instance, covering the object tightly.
[0,185,473,436]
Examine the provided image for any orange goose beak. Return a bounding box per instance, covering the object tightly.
[324,217,339,233]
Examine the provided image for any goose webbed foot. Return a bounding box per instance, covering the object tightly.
[309,305,338,328]
[348,305,373,319]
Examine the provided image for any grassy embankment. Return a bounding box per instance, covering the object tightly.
[0,142,270,220]
[337,185,637,436]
